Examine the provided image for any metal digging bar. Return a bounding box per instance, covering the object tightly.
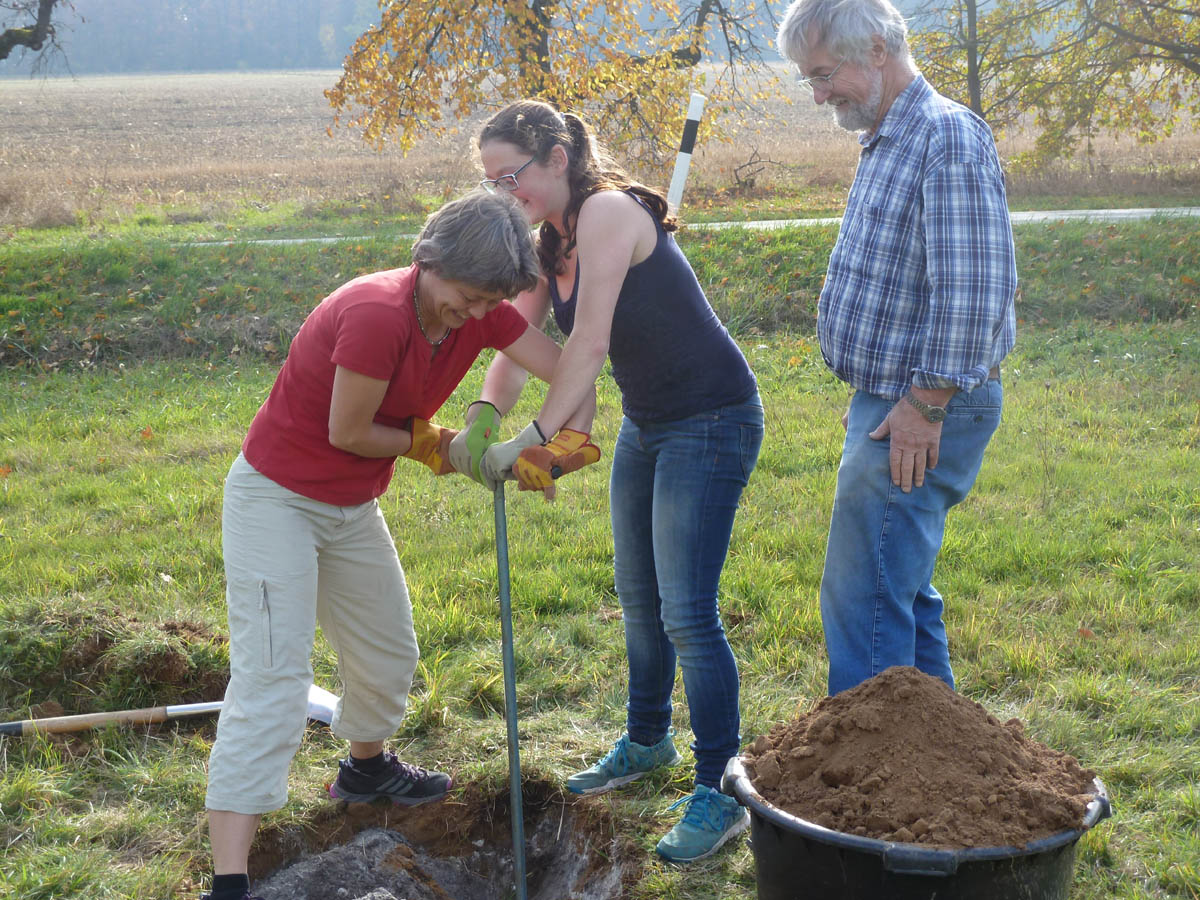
[493,482,528,900]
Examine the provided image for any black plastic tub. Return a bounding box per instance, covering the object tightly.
[721,757,1111,900]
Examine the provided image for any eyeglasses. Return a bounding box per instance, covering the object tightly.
[480,158,535,193]
[795,58,845,92]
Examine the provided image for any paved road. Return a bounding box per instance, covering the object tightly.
[188,206,1200,246]
[692,206,1200,231]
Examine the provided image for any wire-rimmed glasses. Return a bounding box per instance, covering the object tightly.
[480,158,535,193]
[795,58,845,92]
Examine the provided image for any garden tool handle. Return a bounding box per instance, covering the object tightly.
[0,706,171,736]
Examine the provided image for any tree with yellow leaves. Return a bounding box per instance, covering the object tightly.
[910,0,1199,167]
[326,0,783,165]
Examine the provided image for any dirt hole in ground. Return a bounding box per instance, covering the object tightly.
[249,778,641,900]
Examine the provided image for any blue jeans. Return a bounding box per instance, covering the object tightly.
[820,379,1002,695]
[610,393,763,788]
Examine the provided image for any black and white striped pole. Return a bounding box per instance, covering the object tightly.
[666,91,706,215]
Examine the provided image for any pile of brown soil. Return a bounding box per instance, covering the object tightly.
[744,667,1098,849]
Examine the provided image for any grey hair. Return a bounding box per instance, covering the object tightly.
[777,0,909,65]
[410,189,540,297]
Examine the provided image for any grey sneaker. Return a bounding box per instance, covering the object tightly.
[655,784,750,863]
[328,751,452,806]
[566,731,682,795]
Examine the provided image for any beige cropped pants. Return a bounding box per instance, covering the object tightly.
[205,454,418,814]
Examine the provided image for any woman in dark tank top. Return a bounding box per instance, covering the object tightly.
[466,99,764,864]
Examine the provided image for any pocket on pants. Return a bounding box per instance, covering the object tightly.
[225,570,314,675]
[258,580,273,669]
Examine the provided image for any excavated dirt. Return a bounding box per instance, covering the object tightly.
[248,778,639,900]
[743,667,1098,849]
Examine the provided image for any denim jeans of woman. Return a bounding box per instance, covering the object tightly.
[820,378,1003,695]
[610,393,763,788]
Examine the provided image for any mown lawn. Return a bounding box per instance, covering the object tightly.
[0,221,1197,899]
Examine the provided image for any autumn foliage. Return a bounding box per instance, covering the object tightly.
[911,0,1200,166]
[325,0,783,166]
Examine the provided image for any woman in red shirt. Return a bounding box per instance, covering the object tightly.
[202,190,591,900]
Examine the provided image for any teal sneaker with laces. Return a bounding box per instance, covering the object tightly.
[655,783,750,862]
[566,730,683,795]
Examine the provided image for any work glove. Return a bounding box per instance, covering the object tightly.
[479,421,546,490]
[401,418,458,476]
[447,401,502,486]
[515,428,601,493]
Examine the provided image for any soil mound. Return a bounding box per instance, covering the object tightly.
[743,667,1097,849]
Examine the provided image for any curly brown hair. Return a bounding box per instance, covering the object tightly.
[478,100,677,276]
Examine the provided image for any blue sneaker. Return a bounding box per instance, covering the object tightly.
[567,731,682,795]
[655,784,750,862]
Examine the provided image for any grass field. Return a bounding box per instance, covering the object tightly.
[2,218,1199,898]
[3,69,1199,234]
[1,69,1199,900]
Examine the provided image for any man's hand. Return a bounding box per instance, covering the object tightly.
[447,401,501,486]
[869,391,952,492]
[514,429,601,500]
[479,421,546,490]
[401,418,458,475]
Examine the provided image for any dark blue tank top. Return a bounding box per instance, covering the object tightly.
[549,193,757,424]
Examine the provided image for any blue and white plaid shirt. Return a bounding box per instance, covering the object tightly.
[818,76,1017,400]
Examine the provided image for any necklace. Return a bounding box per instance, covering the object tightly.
[413,273,450,348]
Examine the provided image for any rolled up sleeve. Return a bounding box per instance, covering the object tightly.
[917,162,1017,392]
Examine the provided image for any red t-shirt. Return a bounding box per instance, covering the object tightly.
[242,266,528,506]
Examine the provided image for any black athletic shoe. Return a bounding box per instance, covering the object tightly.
[199,893,263,900]
[327,751,452,806]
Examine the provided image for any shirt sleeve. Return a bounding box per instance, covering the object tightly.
[917,161,1017,392]
[330,295,407,382]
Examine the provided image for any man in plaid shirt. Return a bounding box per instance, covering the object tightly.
[778,0,1017,695]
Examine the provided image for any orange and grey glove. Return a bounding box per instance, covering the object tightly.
[401,418,458,475]
[515,428,601,493]
[480,421,546,490]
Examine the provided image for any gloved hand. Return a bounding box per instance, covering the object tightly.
[515,429,601,493]
[447,401,502,486]
[479,421,546,490]
[401,418,458,475]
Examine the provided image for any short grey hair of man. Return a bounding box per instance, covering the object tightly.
[777,0,910,66]
[411,189,540,298]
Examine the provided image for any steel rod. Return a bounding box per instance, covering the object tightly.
[493,483,528,900]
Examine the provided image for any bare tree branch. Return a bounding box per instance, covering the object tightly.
[0,0,58,61]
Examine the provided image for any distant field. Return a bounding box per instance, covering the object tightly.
[4,68,1199,230]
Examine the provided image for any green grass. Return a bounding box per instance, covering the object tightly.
[2,217,1196,370]
[0,222,1198,899]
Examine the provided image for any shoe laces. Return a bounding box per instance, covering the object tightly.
[382,751,428,782]
[668,790,728,832]
[598,737,633,774]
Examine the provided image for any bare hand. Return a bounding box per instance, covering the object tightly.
[869,400,941,493]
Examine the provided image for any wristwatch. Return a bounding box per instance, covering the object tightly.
[904,392,947,423]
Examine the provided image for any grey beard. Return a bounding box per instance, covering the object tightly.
[834,71,884,133]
